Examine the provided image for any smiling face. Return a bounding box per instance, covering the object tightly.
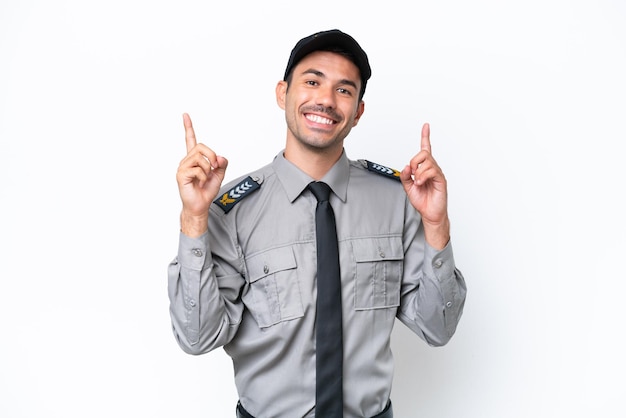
[276,50,365,160]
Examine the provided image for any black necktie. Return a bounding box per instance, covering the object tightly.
[308,181,343,417]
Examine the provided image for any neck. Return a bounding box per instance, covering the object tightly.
[284,141,343,180]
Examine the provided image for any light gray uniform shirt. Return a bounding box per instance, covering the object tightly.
[168,150,467,418]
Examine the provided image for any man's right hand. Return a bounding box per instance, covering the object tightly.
[176,113,228,237]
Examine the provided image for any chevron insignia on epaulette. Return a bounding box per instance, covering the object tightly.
[365,160,401,181]
[213,176,260,213]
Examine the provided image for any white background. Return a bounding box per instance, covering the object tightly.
[1,0,625,417]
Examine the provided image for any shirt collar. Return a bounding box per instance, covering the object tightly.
[272,150,350,203]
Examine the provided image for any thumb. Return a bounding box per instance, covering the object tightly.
[213,156,229,179]
[399,164,415,191]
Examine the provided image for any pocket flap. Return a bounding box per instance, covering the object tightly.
[352,236,404,262]
[246,246,297,283]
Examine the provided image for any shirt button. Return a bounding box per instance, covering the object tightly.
[263,265,269,274]
[192,248,203,257]
[379,251,386,258]
[446,301,452,308]
[434,259,443,268]
[189,299,197,307]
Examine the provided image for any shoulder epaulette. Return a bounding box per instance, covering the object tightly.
[213,176,261,213]
[363,160,401,181]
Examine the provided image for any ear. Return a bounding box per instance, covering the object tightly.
[275,80,287,110]
[352,100,365,127]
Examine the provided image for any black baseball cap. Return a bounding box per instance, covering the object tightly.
[283,29,372,97]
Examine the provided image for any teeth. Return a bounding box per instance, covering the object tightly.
[306,114,333,124]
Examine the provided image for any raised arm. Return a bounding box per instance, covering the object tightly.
[399,123,450,250]
[176,113,229,237]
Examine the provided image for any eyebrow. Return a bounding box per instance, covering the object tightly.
[301,68,359,91]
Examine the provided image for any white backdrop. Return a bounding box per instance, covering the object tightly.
[1,1,625,417]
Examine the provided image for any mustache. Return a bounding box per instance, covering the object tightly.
[301,105,341,121]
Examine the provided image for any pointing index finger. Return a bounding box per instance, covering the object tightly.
[183,113,197,153]
[421,122,431,153]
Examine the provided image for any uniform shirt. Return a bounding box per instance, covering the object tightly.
[168,150,467,418]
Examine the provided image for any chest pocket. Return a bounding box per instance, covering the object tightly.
[245,246,304,328]
[352,236,404,310]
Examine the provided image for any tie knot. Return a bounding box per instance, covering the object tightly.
[308,181,332,202]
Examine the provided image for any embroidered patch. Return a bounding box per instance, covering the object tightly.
[213,176,261,213]
[365,160,401,181]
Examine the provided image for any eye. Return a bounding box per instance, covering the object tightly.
[306,80,319,86]
[337,87,353,96]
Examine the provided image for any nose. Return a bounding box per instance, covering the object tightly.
[315,85,337,109]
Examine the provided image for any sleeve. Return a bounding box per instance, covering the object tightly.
[167,211,246,355]
[396,198,467,347]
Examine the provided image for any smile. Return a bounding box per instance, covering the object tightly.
[305,114,335,125]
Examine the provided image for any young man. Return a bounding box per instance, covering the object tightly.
[169,29,467,418]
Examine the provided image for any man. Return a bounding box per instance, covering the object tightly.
[168,29,467,418]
